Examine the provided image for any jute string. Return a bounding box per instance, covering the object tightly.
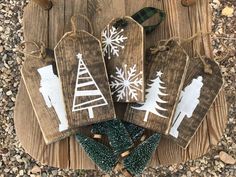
[18,14,94,58]
[149,31,233,74]
[17,41,47,59]
[70,14,94,36]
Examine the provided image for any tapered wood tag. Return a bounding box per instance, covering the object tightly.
[21,48,75,144]
[54,30,115,127]
[101,17,145,103]
[169,57,223,148]
[124,40,189,134]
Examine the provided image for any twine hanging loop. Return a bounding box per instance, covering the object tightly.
[71,14,94,36]
[18,41,47,59]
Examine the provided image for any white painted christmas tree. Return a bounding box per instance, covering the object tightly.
[38,65,69,132]
[72,53,108,119]
[170,76,203,138]
[132,71,168,122]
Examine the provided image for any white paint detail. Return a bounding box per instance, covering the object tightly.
[72,53,108,118]
[38,65,69,132]
[110,64,143,101]
[132,71,168,122]
[102,25,127,59]
[170,76,204,138]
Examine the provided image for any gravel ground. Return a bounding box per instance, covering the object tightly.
[0,0,235,176]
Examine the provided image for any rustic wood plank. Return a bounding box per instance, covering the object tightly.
[15,80,70,169]
[21,0,71,144]
[206,90,228,145]
[169,58,223,148]
[87,0,126,38]
[14,0,228,170]
[101,17,145,103]
[124,40,189,134]
[54,30,115,126]
[32,0,52,10]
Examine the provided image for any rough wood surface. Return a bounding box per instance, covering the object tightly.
[14,0,228,169]
[102,17,145,103]
[54,30,115,127]
[32,0,52,10]
[124,41,189,134]
[169,57,223,148]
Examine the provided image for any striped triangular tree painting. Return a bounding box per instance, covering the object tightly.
[72,53,108,118]
[132,71,168,122]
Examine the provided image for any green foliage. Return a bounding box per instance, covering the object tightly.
[123,121,145,142]
[91,119,134,155]
[124,133,161,175]
[76,132,118,172]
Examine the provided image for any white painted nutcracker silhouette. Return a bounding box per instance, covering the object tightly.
[38,65,69,132]
[170,76,203,138]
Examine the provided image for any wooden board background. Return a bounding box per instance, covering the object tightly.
[124,41,189,134]
[54,30,115,127]
[14,0,228,169]
[103,17,145,103]
[169,57,223,148]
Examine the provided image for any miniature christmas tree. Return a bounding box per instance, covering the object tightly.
[76,132,118,172]
[123,121,145,142]
[91,119,134,156]
[123,133,161,175]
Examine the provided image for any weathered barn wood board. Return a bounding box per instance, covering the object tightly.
[102,17,145,103]
[21,0,73,146]
[169,57,223,148]
[21,53,73,144]
[124,40,189,134]
[54,29,115,127]
[14,0,228,170]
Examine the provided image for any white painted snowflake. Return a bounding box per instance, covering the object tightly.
[110,64,143,101]
[102,25,127,59]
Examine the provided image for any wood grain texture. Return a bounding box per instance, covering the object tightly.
[21,1,69,145]
[169,57,223,148]
[124,41,189,134]
[54,30,115,127]
[102,17,145,103]
[32,0,52,10]
[14,0,228,170]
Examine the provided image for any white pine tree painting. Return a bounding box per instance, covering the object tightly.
[72,53,108,118]
[132,71,168,122]
[170,76,203,138]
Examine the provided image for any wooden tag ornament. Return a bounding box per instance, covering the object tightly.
[169,56,223,148]
[124,40,189,134]
[101,16,145,103]
[20,42,72,144]
[54,16,115,127]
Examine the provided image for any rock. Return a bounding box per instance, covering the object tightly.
[219,151,236,165]
[6,90,12,96]
[222,6,234,17]
[19,170,24,175]
[31,165,41,174]
[0,45,3,53]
